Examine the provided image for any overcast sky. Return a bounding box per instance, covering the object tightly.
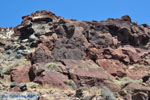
[0,0,149,27]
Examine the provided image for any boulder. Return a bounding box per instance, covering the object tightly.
[61,60,111,88]
[102,46,141,64]
[30,44,53,64]
[29,63,69,89]
[97,59,126,78]
[10,65,30,83]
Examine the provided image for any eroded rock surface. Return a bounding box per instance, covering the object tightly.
[0,10,150,99]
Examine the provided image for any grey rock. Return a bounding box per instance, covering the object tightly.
[10,82,18,88]
[21,39,28,42]
[101,87,117,100]
[29,34,37,41]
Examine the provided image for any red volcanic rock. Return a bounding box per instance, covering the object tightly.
[127,65,150,80]
[61,59,100,69]
[87,47,104,60]
[97,59,126,78]
[34,71,68,88]
[111,48,127,61]
[29,63,69,89]
[103,48,128,62]
[2,10,150,99]
[103,46,141,64]
[10,66,30,83]
[68,68,111,88]
[122,46,141,63]
[61,60,111,88]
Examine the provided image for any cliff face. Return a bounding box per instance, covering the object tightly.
[0,10,150,99]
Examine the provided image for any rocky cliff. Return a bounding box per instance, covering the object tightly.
[0,10,150,100]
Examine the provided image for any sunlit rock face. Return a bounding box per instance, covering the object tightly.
[0,10,150,100]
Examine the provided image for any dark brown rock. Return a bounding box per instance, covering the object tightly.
[52,37,86,61]
[121,15,132,22]
[30,44,53,64]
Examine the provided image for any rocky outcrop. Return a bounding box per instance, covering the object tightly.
[0,10,150,99]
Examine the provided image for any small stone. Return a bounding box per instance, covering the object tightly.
[10,82,18,88]
[6,50,11,54]
[75,89,83,98]
[19,83,27,91]
[29,34,37,41]
[21,39,28,42]
[18,46,26,51]
[9,86,21,92]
